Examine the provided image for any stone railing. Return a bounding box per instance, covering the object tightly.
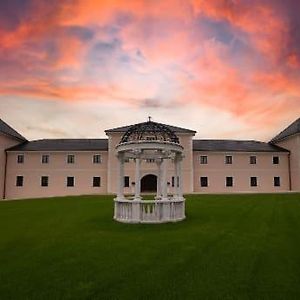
[114,197,185,223]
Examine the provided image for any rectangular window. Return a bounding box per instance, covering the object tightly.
[41,154,49,164]
[200,155,208,164]
[67,154,75,164]
[93,154,102,164]
[16,176,23,187]
[41,176,49,187]
[124,176,130,188]
[226,176,233,187]
[225,155,232,164]
[172,176,175,187]
[250,177,257,187]
[17,154,24,164]
[250,156,256,164]
[200,177,208,187]
[93,176,101,187]
[67,176,74,187]
[273,156,279,164]
[274,176,280,187]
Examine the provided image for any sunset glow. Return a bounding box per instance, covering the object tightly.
[0,0,299,140]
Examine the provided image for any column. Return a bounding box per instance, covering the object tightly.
[134,156,141,200]
[117,152,124,200]
[162,158,168,199]
[174,156,179,198]
[177,154,183,199]
[156,158,162,199]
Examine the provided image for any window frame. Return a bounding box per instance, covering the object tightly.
[199,155,208,164]
[41,176,49,187]
[250,156,257,165]
[67,154,75,164]
[226,176,233,187]
[16,175,24,187]
[200,176,208,187]
[93,176,101,187]
[124,176,130,188]
[225,155,233,165]
[17,154,24,164]
[250,176,257,187]
[67,176,75,187]
[273,156,279,165]
[41,154,49,164]
[274,176,280,187]
[93,154,102,164]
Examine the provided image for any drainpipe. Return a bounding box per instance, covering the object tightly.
[3,150,8,199]
[288,152,292,191]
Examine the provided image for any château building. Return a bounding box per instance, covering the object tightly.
[0,117,299,200]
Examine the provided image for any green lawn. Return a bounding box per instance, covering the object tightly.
[1,194,300,299]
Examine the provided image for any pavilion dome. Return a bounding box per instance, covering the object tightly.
[120,120,179,144]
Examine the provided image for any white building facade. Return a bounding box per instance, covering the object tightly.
[0,117,299,200]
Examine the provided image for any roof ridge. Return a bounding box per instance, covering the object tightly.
[271,117,300,143]
[0,119,27,141]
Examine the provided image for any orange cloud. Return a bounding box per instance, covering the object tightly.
[191,0,288,62]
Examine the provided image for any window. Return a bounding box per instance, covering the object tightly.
[93,154,101,164]
[274,176,280,187]
[93,176,101,187]
[200,177,208,187]
[200,155,208,164]
[226,176,233,187]
[273,156,279,164]
[16,176,23,187]
[67,154,75,164]
[41,176,49,187]
[172,176,179,187]
[225,155,232,164]
[67,176,75,187]
[250,156,256,164]
[41,154,49,164]
[172,176,175,187]
[250,177,257,187]
[17,154,24,164]
[146,159,155,163]
[124,176,130,187]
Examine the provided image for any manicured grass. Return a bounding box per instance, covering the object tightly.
[0,193,300,299]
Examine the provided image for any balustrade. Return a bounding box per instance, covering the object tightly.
[114,197,185,223]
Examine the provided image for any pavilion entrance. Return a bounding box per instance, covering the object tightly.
[141,174,157,192]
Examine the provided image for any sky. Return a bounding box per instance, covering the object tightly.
[0,0,300,141]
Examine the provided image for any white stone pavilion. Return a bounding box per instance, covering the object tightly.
[113,119,186,223]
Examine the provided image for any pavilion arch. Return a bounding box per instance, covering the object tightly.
[141,174,157,193]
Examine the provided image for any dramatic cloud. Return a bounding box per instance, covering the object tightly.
[0,0,299,140]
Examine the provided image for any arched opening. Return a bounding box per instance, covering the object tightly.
[141,174,157,192]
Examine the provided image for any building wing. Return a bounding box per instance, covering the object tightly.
[271,118,300,143]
